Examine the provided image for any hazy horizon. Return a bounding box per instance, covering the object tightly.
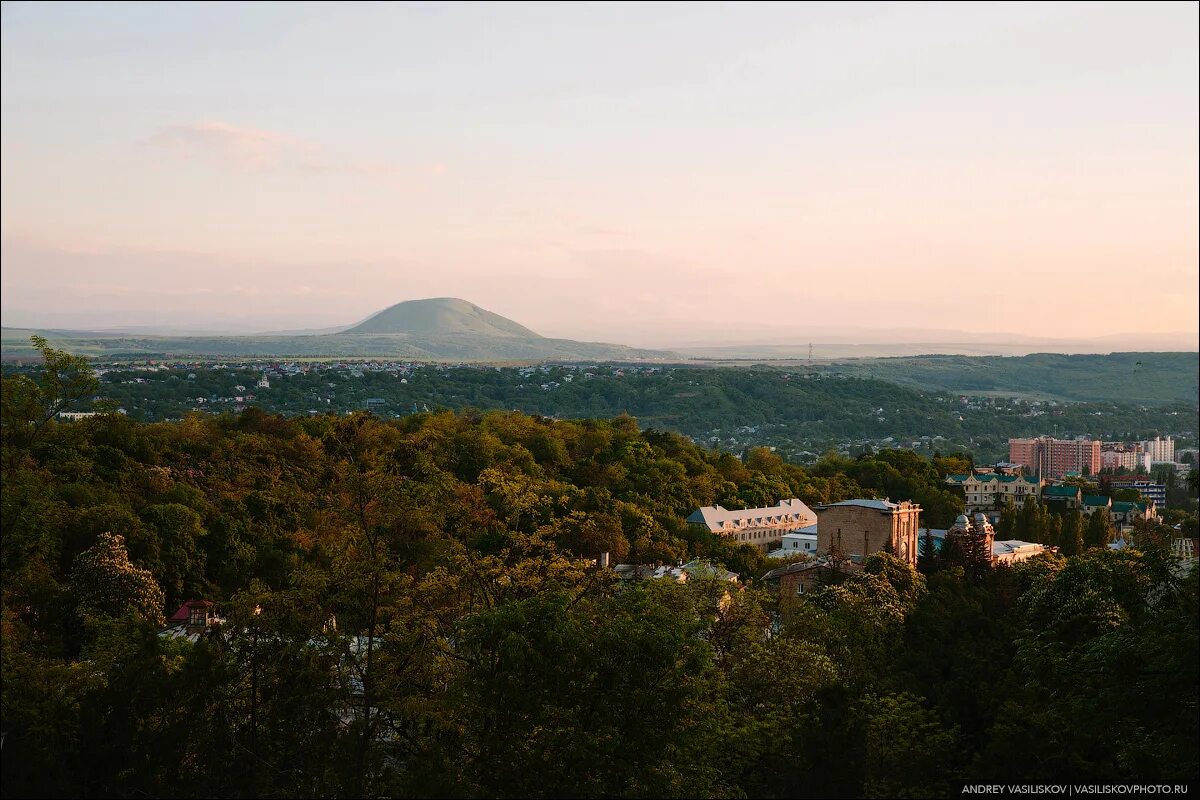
[2,295,1196,354]
[3,2,1198,347]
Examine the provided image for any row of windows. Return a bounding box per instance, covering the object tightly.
[736,530,787,542]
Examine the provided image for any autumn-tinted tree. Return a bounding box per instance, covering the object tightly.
[70,532,165,627]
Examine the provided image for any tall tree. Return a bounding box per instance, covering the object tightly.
[1059,511,1085,557]
[70,532,165,627]
[1045,514,1062,549]
[1085,508,1114,550]
[1,335,99,462]
[997,500,1017,540]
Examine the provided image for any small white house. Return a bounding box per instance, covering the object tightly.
[768,525,819,558]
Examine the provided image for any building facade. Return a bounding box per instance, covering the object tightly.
[1041,484,1082,509]
[814,499,921,566]
[1109,500,1157,528]
[1143,436,1175,464]
[1105,477,1167,507]
[1008,436,1101,479]
[1100,443,1151,473]
[764,559,863,603]
[1082,495,1112,517]
[686,498,817,553]
[768,527,819,558]
[945,473,1042,511]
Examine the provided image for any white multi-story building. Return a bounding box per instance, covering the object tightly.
[1143,436,1174,464]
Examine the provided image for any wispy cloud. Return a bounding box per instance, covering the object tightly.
[141,120,445,179]
[142,121,315,168]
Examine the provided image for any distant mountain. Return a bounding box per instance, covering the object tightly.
[342,298,540,338]
[0,296,676,362]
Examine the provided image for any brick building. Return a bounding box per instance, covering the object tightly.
[814,499,921,566]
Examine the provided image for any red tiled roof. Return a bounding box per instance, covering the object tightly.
[169,599,216,622]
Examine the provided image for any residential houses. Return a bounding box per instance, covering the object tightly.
[1040,484,1082,509]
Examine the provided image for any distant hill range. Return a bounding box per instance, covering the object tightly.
[806,352,1199,405]
[3,298,1198,405]
[1,298,675,362]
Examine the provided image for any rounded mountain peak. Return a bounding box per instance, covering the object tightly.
[342,298,541,338]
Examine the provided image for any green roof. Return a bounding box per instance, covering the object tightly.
[1082,495,1110,507]
[950,473,1034,485]
[1043,485,1081,498]
[1110,501,1137,513]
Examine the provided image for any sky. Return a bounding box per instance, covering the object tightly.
[2,1,1197,346]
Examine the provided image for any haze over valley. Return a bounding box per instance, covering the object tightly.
[5,296,1197,361]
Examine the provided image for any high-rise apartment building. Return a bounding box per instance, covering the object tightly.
[1008,436,1101,479]
[1143,436,1174,464]
[1101,443,1151,472]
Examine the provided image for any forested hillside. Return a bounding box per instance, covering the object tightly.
[814,351,1199,404]
[2,343,1196,797]
[79,363,1197,464]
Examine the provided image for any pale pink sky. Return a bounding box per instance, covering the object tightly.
[2,2,1197,346]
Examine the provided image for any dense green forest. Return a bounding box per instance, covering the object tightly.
[13,361,1194,465]
[2,342,1197,797]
